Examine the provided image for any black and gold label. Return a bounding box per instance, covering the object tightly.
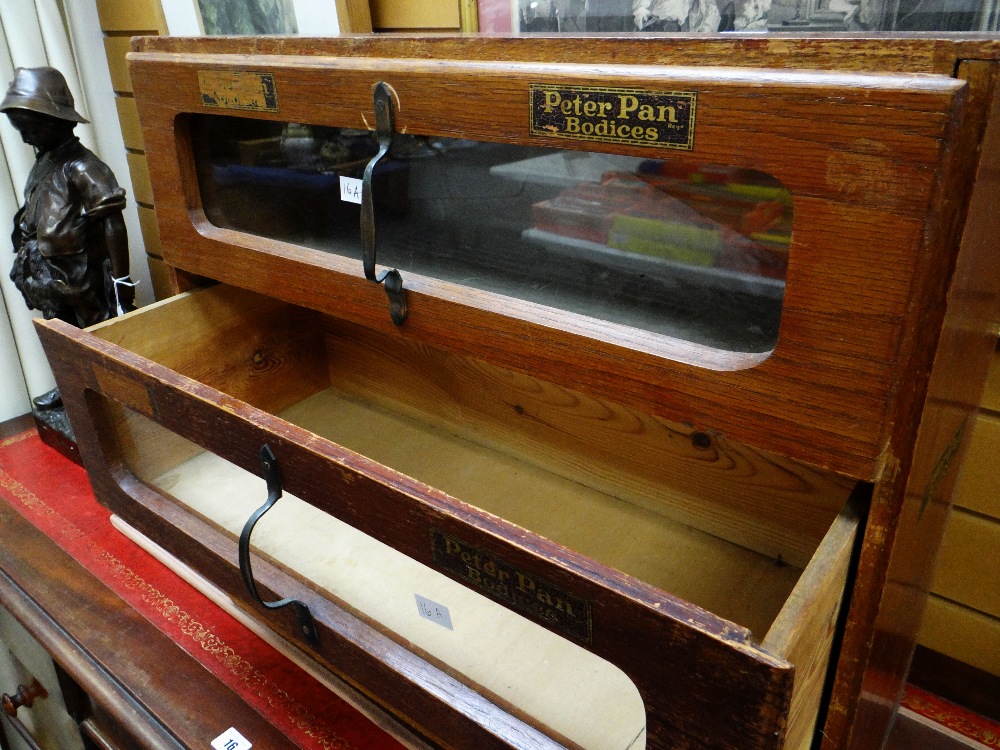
[431,530,593,643]
[530,84,696,150]
[199,71,278,112]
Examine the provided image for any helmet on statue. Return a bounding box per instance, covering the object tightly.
[0,66,88,124]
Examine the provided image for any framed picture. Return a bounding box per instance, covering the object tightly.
[505,0,999,33]
[196,0,299,34]
[165,0,343,35]
[510,0,770,32]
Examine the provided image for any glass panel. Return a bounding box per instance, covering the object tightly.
[193,115,791,354]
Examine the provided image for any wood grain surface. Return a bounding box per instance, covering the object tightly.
[131,34,1000,75]
[91,284,854,568]
[320,313,855,568]
[761,492,862,750]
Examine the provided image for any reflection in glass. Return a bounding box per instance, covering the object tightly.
[192,116,792,354]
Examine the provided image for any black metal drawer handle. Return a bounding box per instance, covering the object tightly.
[239,445,319,645]
[361,81,407,326]
[2,680,47,750]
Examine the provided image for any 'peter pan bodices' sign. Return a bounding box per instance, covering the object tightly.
[530,84,697,150]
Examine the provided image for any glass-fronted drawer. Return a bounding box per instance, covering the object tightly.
[128,40,968,478]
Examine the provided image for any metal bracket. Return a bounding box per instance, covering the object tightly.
[361,81,408,326]
[238,445,319,645]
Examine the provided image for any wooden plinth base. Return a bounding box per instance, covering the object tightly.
[32,406,81,466]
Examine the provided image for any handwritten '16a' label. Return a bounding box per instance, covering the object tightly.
[339,176,363,204]
[415,593,453,630]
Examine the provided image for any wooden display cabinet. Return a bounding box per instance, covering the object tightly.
[34,35,1000,750]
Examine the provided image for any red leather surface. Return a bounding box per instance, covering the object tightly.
[0,428,405,750]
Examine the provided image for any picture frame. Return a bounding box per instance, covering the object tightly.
[195,0,300,34]
[164,0,343,36]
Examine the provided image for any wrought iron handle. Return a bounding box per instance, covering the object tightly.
[2,680,47,750]
[239,445,318,645]
[360,81,407,326]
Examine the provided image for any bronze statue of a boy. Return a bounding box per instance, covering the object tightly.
[2,67,133,410]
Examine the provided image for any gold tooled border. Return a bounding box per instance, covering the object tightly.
[902,688,1000,748]
[0,468,84,536]
[0,468,354,750]
[100,554,352,750]
[1,431,34,449]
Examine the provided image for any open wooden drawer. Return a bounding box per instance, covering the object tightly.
[38,283,862,750]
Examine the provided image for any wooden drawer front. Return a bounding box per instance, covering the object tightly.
[38,286,861,750]
[0,607,85,750]
[127,40,970,479]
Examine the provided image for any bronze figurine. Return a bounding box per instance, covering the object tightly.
[2,67,133,410]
